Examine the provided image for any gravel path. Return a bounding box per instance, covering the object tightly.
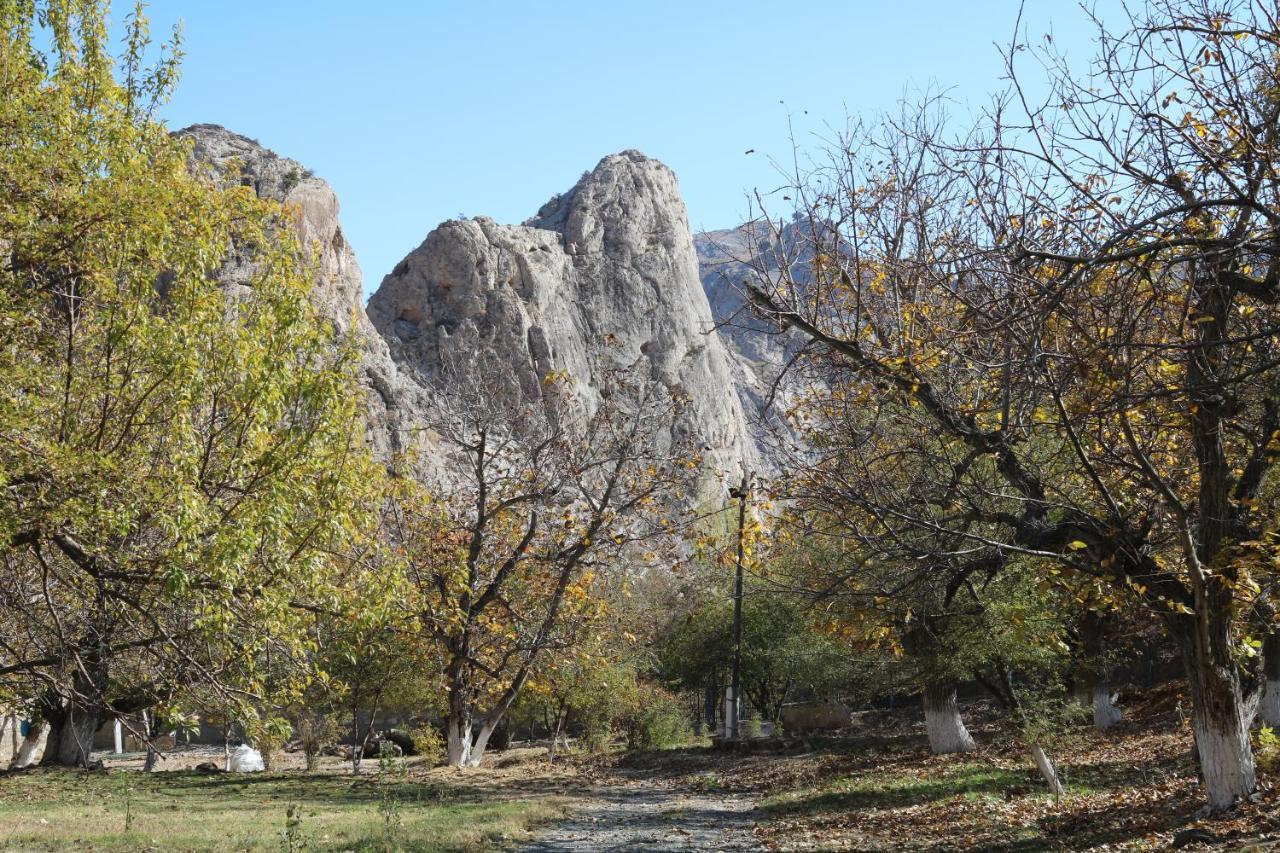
[518,775,763,852]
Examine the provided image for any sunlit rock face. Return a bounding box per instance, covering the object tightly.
[368,150,759,483]
[182,127,773,487]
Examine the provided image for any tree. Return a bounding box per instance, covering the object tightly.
[388,353,693,768]
[657,591,854,724]
[746,1,1280,809]
[0,1,372,765]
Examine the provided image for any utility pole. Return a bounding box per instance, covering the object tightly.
[726,470,752,739]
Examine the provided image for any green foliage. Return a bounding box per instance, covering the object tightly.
[279,803,312,853]
[407,723,446,765]
[1255,725,1280,774]
[625,684,693,751]
[0,0,379,741]
[376,742,407,847]
[657,592,856,721]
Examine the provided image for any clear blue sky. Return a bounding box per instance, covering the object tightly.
[142,1,1115,298]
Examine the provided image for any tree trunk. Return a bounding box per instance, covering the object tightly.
[142,711,158,772]
[446,707,473,768]
[1184,644,1257,810]
[1078,611,1123,732]
[1092,684,1123,732]
[41,708,98,767]
[12,722,47,769]
[1258,633,1280,727]
[465,717,497,768]
[547,704,567,763]
[923,681,976,754]
[1030,743,1065,796]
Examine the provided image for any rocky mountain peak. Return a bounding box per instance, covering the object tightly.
[182,127,767,487]
[369,150,758,483]
[176,123,421,461]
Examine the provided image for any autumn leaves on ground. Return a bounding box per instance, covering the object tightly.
[11,0,1280,850]
[5,685,1277,851]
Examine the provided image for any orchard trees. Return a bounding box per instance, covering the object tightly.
[0,1,373,764]
[747,0,1280,810]
[388,354,694,767]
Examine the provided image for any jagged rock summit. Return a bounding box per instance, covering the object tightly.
[178,126,764,486]
[368,150,758,481]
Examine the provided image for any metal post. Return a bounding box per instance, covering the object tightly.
[728,471,752,739]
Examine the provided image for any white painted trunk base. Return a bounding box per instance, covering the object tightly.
[923,685,976,754]
[446,722,471,768]
[1092,685,1123,731]
[1030,744,1065,796]
[1259,678,1280,728]
[1195,717,1257,811]
[12,723,46,768]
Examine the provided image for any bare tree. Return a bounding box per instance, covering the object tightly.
[389,350,694,767]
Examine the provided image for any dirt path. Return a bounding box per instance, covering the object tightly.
[518,770,763,852]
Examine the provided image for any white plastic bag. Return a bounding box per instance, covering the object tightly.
[228,744,265,772]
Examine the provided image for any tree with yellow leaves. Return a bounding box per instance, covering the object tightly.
[0,1,375,765]
[748,0,1280,811]
[386,352,694,768]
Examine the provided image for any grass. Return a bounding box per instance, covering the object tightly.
[0,764,566,851]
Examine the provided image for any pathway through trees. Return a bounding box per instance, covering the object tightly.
[519,769,762,851]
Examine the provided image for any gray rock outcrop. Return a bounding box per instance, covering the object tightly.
[176,124,422,460]
[180,126,772,487]
[368,151,758,483]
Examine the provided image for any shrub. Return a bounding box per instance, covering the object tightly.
[1256,725,1280,774]
[625,685,692,751]
[293,713,338,772]
[407,724,446,765]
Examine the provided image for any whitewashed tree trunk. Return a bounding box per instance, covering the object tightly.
[1092,684,1123,731]
[1259,682,1280,728]
[1185,647,1257,811]
[1194,714,1255,811]
[1030,744,1065,796]
[923,682,976,754]
[465,719,496,768]
[1259,634,1280,727]
[12,722,47,768]
[446,709,473,768]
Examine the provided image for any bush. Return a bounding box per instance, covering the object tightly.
[293,712,338,772]
[1256,725,1280,773]
[407,723,446,765]
[625,685,692,751]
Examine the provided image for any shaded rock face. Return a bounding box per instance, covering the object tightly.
[695,221,813,453]
[176,124,420,460]
[368,151,757,481]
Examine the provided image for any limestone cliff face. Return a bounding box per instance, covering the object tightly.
[181,126,766,484]
[176,124,421,460]
[695,221,813,456]
[367,151,757,480]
